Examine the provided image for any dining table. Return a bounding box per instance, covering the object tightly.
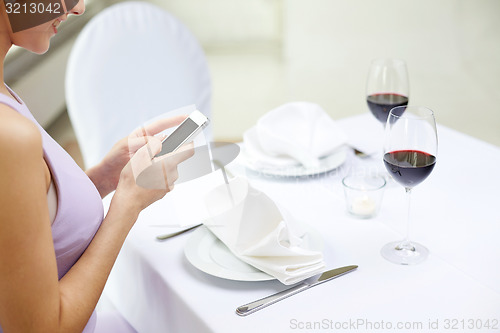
[100,113,500,333]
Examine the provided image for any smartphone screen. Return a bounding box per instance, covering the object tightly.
[157,118,200,156]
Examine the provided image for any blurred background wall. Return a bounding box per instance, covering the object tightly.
[5,0,500,166]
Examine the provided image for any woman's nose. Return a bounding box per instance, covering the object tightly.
[67,0,85,16]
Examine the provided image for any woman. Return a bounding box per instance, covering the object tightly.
[0,1,193,332]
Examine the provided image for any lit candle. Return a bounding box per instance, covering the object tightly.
[350,195,376,217]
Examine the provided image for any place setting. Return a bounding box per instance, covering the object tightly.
[183,175,327,284]
[150,139,360,315]
[240,101,350,178]
[173,102,359,282]
[146,57,439,322]
[231,56,438,268]
[156,101,359,293]
[179,173,359,315]
[154,56,438,308]
[163,71,437,307]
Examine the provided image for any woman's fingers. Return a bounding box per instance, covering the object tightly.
[126,136,152,155]
[133,142,195,190]
[155,142,195,165]
[129,136,162,181]
[130,115,188,138]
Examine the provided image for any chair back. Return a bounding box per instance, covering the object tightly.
[66,1,211,168]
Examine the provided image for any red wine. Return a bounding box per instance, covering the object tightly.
[366,93,409,124]
[384,150,436,188]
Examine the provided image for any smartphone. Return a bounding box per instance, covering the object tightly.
[156,110,210,157]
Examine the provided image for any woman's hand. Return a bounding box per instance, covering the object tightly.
[86,115,187,198]
[109,136,194,218]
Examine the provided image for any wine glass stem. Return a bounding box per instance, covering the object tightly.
[380,122,387,158]
[399,187,414,251]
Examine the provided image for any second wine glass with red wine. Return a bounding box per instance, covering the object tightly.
[381,106,438,265]
[366,58,409,126]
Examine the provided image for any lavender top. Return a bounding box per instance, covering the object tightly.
[0,87,104,332]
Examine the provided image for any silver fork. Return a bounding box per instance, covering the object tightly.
[350,146,371,158]
[155,223,203,241]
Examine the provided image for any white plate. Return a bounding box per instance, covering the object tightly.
[240,126,347,177]
[184,225,323,282]
[241,148,347,177]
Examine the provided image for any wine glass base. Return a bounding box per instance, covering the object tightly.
[381,240,429,265]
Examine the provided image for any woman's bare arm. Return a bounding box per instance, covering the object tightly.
[0,106,190,332]
[0,108,63,332]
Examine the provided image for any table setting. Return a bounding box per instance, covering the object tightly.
[241,101,348,177]
[100,59,500,332]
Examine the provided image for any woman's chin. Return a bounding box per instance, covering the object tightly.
[27,41,51,55]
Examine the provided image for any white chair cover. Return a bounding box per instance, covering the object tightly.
[65,1,211,168]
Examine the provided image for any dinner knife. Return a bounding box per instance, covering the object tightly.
[236,265,358,316]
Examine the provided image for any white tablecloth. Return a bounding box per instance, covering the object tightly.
[101,114,500,333]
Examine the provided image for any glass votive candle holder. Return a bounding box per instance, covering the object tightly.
[342,174,386,219]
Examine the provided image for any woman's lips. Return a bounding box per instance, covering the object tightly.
[52,19,62,34]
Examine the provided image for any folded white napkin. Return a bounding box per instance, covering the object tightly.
[204,177,325,285]
[243,102,347,168]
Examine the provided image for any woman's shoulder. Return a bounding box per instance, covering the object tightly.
[0,103,43,159]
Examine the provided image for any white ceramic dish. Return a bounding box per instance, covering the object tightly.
[240,128,347,177]
[241,148,347,177]
[184,225,323,282]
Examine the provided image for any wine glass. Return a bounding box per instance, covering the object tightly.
[381,106,438,265]
[366,58,409,126]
